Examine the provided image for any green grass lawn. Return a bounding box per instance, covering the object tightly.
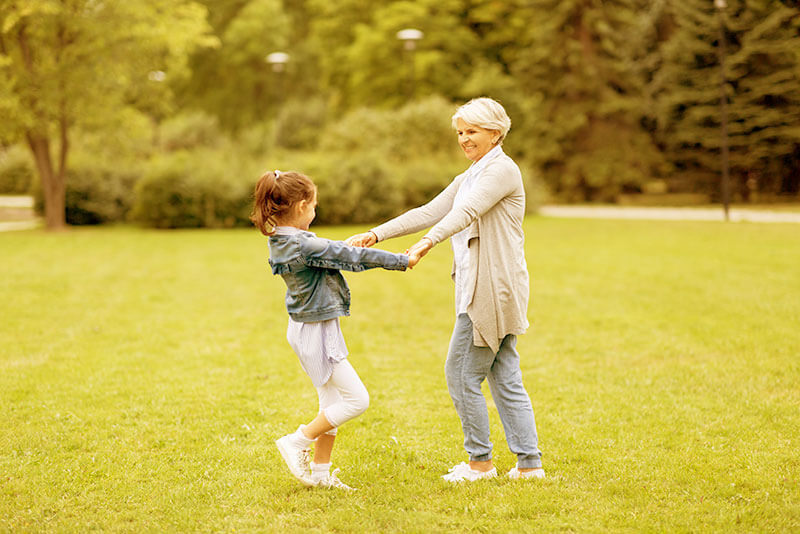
[1,218,798,533]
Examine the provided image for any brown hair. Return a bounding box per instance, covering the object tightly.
[250,170,316,236]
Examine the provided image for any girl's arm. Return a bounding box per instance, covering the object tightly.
[300,237,408,273]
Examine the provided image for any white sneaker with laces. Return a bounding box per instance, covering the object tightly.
[275,430,313,486]
[507,466,545,479]
[315,468,356,491]
[442,462,498,482]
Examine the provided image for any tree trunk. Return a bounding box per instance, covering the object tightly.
[26,133,66,230]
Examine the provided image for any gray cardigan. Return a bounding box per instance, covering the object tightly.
[371,151,529,352]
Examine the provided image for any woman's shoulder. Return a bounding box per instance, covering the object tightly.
[484,153,522,183]
[488,152,520,171]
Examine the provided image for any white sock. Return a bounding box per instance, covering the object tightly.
[310,462,331,482]
[292,425,314,447]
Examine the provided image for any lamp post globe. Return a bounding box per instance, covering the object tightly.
[265,52,290,73]
[396,28,424,51]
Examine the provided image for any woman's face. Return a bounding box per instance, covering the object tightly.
[456,118,499,162]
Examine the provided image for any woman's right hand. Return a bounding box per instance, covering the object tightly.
[345,231,377,248]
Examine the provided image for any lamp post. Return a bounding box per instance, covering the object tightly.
[265,52,289,73]
[715,0,731,221]
[147,71,167,146]
[147,70,166,82]
[265,52,290,113]
[396,29,423,98]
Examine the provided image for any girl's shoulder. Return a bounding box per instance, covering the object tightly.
[297,233,332,255]
[283,232,343,261]
[269,230,318,264]
[269,229,317,245]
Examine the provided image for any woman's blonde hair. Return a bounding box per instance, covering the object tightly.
[451,97,511,143]
[250,170,316,236]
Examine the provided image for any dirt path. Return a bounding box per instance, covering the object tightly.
[538,205,800,223]
[0,195,40,231]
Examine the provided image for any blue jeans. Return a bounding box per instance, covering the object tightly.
[445,314,542,468]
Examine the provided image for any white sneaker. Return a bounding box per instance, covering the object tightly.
[507,466,545,480]
[315,468,357,491]
[442,462,498,482]
[275,430,313,487]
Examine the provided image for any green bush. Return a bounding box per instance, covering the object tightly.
[264,149,464,226]
[132,150,254,229]
[158,112,224,152]
[45,112,155,224]
[129,96,543,230]
[26,151,141,225]
[320,96,458,160]
[302,151,404,225]
[318,107,388,154]
[0,145,35,194]
[237,121,274,158]
[517,161,550,213]
[386,97,460,160]
[273,97,328,150]
[64,156,142,225]
[390,156,466,210]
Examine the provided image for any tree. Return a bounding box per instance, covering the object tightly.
[731,0,800,196]
[0,0,216,229]
[307,0,481,110]
[176,0,291,131]
[651,0,800,198]
[508,0,667,201]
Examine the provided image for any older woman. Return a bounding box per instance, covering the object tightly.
[347,97,544,482]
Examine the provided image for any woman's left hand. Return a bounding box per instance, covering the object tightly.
[406,237,433,269]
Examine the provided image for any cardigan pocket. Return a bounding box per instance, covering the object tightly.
[465,220,480,242]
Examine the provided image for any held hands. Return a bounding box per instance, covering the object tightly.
[345,231,378,248]
[406,237,433,270]
[345,230,431,270]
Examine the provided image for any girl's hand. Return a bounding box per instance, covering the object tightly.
[405,238,433,270]
[345,231,377,248]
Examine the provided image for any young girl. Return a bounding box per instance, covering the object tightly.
[251,169,410,490]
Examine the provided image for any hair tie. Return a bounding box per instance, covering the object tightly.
[274,169,281,179]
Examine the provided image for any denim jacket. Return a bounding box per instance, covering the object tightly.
[268,229,408,322]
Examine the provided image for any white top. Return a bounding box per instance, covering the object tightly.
[451,145,503,315]
[275,226,348,387]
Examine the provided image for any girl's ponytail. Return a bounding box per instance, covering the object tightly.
[250,170,316,236]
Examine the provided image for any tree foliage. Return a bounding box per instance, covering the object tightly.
[0,0,216,228]
[177,0,290,130]
[652,0,800,197]
[504,0,668,201]
[1,0,799,229]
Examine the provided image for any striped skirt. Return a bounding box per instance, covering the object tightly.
[286,316,349,388]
